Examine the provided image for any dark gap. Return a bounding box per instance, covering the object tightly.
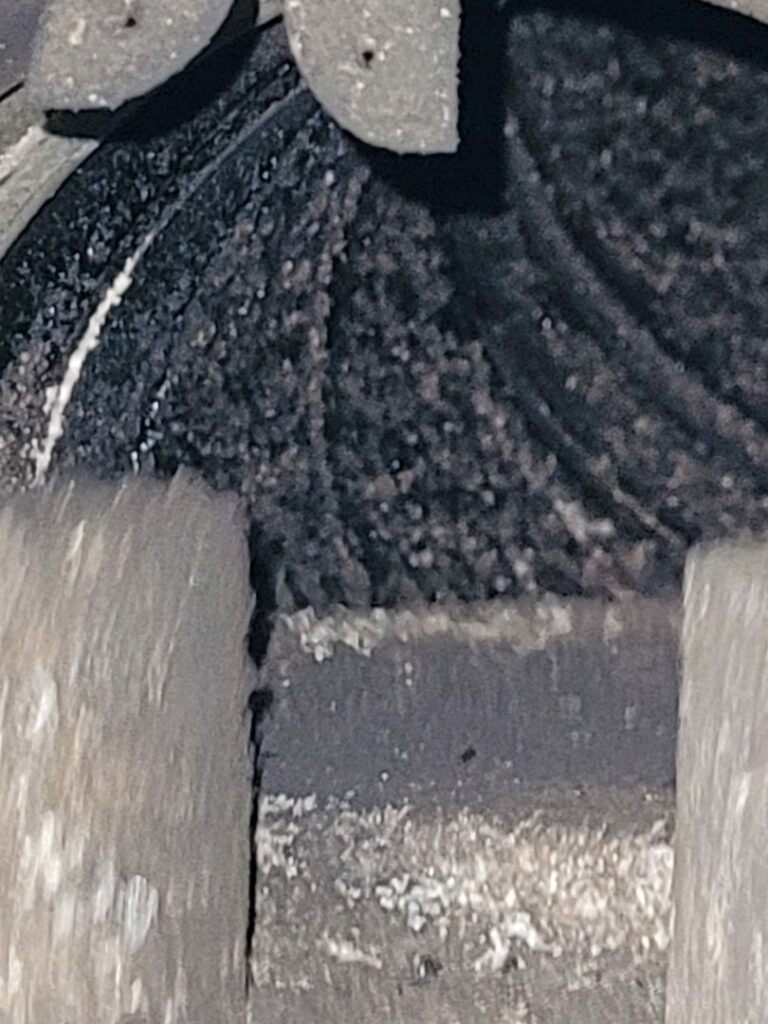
[0,79,23,105]
[360,0,509,213]
[244,525,280,988]
[247,524,283,668]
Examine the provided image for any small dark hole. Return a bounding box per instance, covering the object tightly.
[412,953,442,983]
[124,15,138,27]
[460,745,477,764]
[361,49,375,66]
[503,954,523,974]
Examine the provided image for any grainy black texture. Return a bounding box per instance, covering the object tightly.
[2,2,768,612]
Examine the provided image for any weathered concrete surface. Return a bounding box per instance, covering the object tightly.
[253,597,678,1021]
[666,541,768,1024]
[0,471,253,1024]
[261,596,680,807]
[0,0,44,97]
[284,0,459,153]
[25,0,239,110]
[253,785,673,1023]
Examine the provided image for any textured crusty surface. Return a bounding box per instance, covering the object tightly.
[4,6,768,611]
[250,597,677,1021]
[0,471,254,1024]
[252,787,672,1023]
[667,541,768,1024]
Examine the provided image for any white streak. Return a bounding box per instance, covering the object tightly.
[32,231,155,486]
[321,933,382,969]
[29,79,308,486]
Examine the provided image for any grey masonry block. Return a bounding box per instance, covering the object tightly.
[284,0,460,154]
[25,0,236,110]
[667,541,768,1024]
[260,596,680,808]
[0,471,253,1024]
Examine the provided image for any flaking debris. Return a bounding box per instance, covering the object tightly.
[256,793,674,979]
[284,599,574,663]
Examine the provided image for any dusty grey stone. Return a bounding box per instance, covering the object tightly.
[25,0,236,110]
[667,540,768,1024]
[0,0,45,96]
[0,470,253,1024]
[284,0,459,153]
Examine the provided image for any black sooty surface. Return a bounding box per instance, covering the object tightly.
[2,0,768,613]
